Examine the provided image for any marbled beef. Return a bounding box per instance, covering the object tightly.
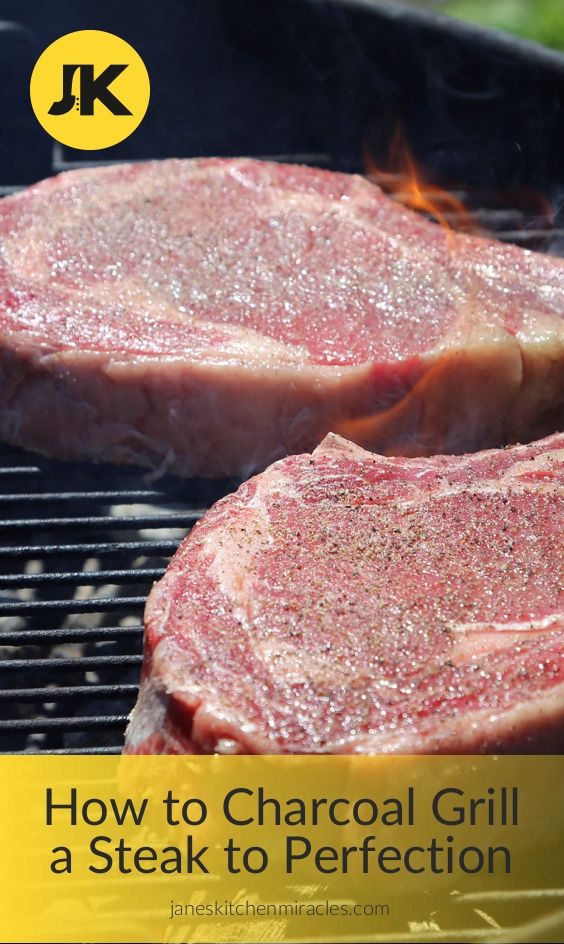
[124,432,564,754]
[0,159,563,476]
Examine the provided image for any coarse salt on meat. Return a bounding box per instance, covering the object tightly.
[125,432,564,755]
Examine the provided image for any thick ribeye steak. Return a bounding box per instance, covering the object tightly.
[124,432,564,754]
[1,159,563,476]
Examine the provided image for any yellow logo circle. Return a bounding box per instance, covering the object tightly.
[30,30,150,150]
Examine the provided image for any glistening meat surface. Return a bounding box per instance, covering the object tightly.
[0,158,563,476]
[124,433,564,754]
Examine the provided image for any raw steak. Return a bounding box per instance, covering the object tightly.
[0,159,563,477]
[124,432,564,755]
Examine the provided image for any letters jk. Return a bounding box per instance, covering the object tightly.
[48,64,132,116]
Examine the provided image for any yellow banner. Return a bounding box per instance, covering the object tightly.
[0,755,563,943]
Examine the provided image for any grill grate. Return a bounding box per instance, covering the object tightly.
[0,443,233,754]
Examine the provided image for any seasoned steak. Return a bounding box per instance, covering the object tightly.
[0,159,563,476]
[124,433,564,755]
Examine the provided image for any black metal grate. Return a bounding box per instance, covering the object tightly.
[0,443,234,753]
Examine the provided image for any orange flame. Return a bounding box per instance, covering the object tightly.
[364,126,477,235]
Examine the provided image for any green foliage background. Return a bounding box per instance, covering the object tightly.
[443,0,564,50]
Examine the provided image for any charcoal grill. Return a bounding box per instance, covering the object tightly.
[1,0,564,756]
[0,442,236,753]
